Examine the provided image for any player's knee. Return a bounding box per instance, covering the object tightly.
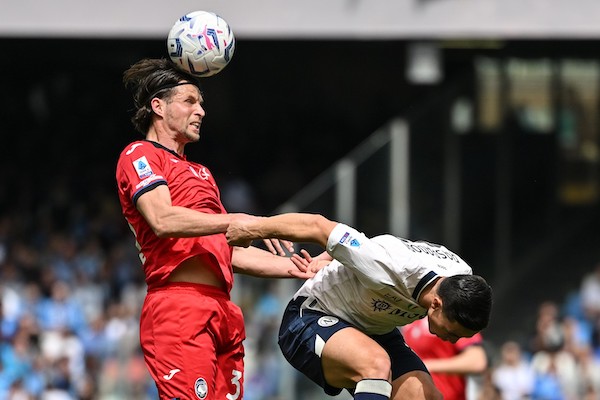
[425,386,443,400]
[393,372,442,400]
[395,384,442,400]
[361,350,392,379]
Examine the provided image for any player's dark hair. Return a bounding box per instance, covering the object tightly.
[123,58,201,134]
[438,275,492,332]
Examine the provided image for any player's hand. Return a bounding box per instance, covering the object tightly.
[227,215,294,256]
[263,238,295,256]
[288,249,331,277]
[226,215,258,248]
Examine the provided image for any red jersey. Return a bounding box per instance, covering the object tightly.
[403,318,483,400]
[116,140,233,292]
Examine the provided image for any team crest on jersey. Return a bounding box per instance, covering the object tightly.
[194,377,208,399]
[318,316,339,327]
[133,156,153,179]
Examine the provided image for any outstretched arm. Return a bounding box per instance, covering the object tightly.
[136,185,294,255]
[226,213,338,248]
[422,345,487,374]
[232,246,316,279]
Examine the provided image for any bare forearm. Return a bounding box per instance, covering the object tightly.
[231,213,335,248]
[149,206,236,238]
[232,246,298,278]
[136,185,242,238]
[424,346,487,374]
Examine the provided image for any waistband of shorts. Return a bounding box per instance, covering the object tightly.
[291,295,308,306]
[148,282,229,299]
[292,295,322,311]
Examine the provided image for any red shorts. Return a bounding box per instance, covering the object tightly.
[140,282,246,400]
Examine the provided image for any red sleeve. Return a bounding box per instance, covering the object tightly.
[455,332,484,351]
[117,141,167,206]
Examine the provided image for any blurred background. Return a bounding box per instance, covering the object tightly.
[1,0,600,399]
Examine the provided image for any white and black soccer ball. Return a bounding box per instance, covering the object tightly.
[167,11,235,78]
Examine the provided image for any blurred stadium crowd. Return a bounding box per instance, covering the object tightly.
[0,170,599,400]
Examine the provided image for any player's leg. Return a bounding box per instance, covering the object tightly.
[390,371,441,400]
[278,297,392,399]
[375,329,442,400]
[140,283,228,400]
[321,327,393,399]
[214,299,246,400]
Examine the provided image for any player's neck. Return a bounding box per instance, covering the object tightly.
[146,129,185,156]
[417,277,443,307]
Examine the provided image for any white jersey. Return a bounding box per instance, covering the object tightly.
[294,223,473,335]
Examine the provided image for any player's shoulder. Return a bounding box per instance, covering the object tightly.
[371,234,410,251]
[119,140,157,158]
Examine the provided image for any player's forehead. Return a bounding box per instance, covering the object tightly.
[172,82,202,99]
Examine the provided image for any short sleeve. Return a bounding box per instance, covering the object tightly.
[116,141,168,205]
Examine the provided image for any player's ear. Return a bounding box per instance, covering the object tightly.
[150,97,164,116]
[431,296,442,310]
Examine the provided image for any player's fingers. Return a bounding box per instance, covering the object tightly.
[281,240,295,254]
[271,239,287,256]
[290,254,309,272]
[262,239,277,254]
[299,249,313,262]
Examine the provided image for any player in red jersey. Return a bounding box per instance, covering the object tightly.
[402,318,488,400]
[116,58,313,400]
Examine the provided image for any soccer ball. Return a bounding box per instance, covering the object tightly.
[167,11,235,77]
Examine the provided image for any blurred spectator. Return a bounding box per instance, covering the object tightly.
[530,345,577,399]
[36,280,87,336]
[529,301,564,353]
[561,315,593,359]
[492,340,536,400]
[574,345,600,398]
[476,369,501,400]
[580,263,600,347]
[220,176,262,214]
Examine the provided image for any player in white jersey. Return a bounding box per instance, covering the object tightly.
[226,213,492,400]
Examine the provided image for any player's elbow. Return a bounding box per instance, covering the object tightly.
[150,218,177,238]
[152,226,171,238]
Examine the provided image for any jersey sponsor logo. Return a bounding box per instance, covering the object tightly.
[195,377,208,399]
[371,299,392,312]
[372,297,424,319]
[382,293,421,310]
[133,156,153,179]
[317,316,339,327]
[163,369,181,380]
[189,166,211,180]
[339,232,350,244]
[125,143,143,155]
[338,232,361,247]
[387,308,424,319]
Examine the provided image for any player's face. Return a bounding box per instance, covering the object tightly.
[164,84,205,142]
[427,309,477,343]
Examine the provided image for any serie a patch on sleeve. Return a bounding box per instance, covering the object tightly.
[133,156,153,179]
